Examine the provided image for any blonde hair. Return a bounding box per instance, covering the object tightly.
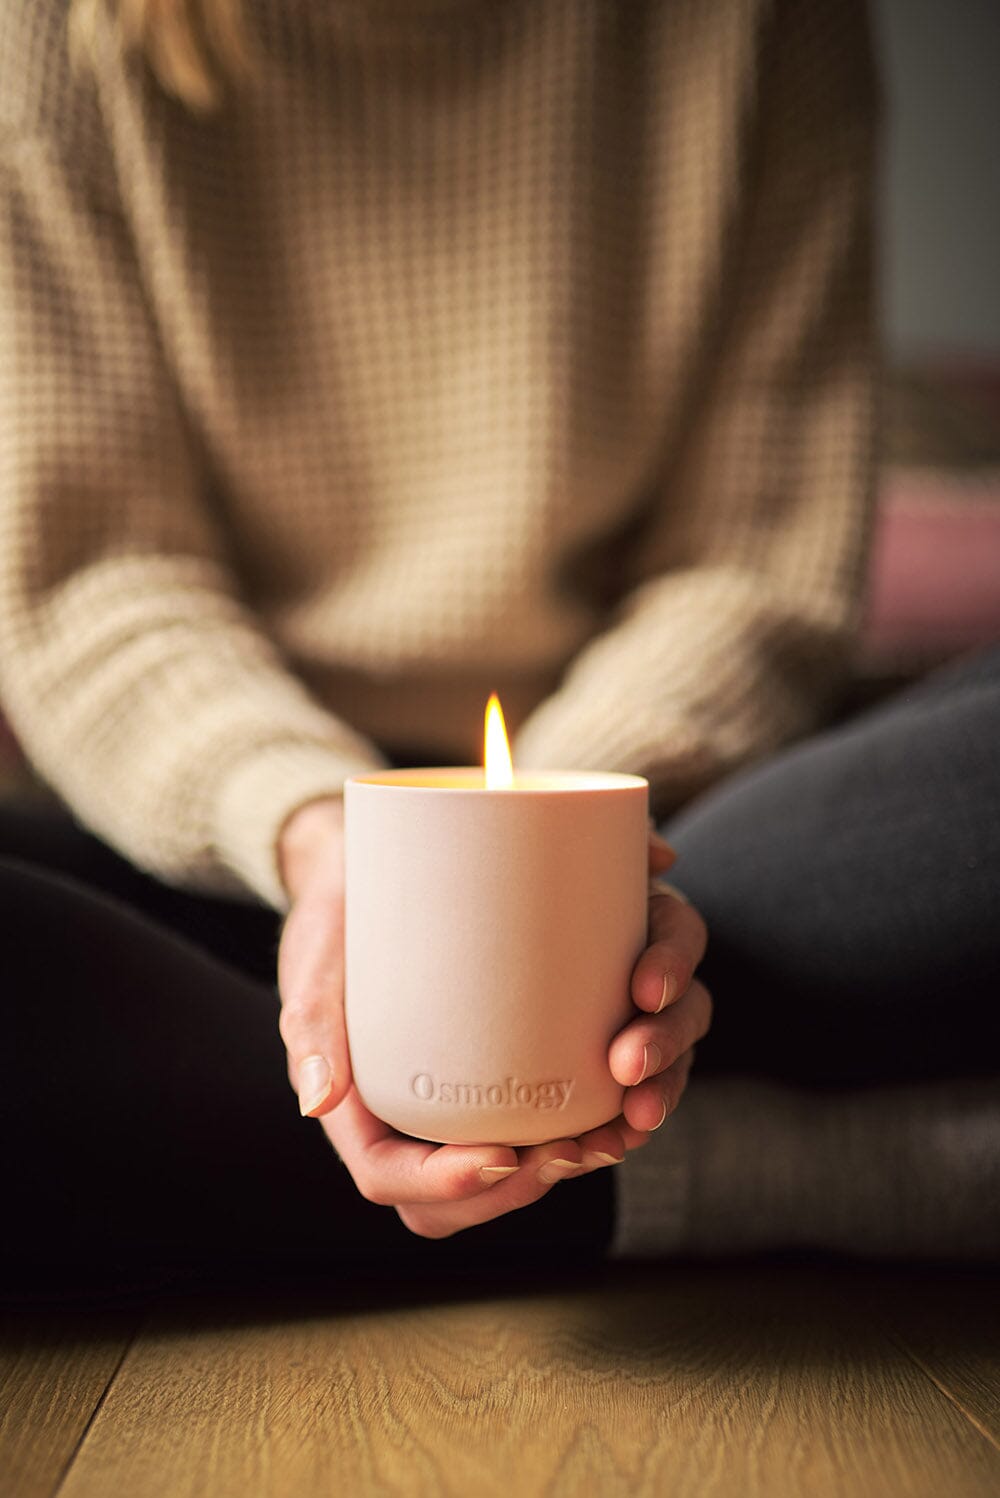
[68,0,260,114]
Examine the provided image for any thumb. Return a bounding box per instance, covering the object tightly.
[277,890,352,1119]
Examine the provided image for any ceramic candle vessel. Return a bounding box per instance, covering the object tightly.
[343,768,649,1146]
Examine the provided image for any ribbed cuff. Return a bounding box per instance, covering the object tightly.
[513,697,717,811]
[213,739,390,910]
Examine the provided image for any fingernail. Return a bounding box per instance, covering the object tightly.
[636,1042,662,1085]
[582,1150,625,1169]
[655,974,675,1013]
[650,1097,669,1130]
[648,829,675,854]
[478,1165,521,1186]
[538,1158,586,1184]
[298,1054,332,1116]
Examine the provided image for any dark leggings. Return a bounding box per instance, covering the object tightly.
[2,644,997,1304]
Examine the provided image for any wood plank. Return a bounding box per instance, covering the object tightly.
[54,1265,1000,1498]
[860,1269,1000,1449]
[0,1313,134,1498]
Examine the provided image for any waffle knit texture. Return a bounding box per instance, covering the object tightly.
[0,0,879,910]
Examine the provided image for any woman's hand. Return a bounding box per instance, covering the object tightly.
[277,798,579,1224]
[606,832,712,1136]
[275,798,711,1240]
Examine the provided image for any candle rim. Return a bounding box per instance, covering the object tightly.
[346,768,649,793]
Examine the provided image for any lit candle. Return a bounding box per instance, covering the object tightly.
[343,696,648,1146]
[483,692,513,789]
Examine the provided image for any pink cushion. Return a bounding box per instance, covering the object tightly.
[858,469,1000,670]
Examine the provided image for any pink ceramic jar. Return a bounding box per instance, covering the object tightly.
[343,768,648,1146]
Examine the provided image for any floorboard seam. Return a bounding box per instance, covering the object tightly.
[885,1330,1000,1456]
[49,1323,140,1498]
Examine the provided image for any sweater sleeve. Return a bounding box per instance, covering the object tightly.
[513,0,880,811]
[0,38,386,910]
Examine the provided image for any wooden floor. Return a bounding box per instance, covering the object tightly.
[2,1261,998,1498]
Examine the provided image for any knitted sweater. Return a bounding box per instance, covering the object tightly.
[0,0,879,910]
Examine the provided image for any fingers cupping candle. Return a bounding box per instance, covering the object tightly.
[343,696,649,1146]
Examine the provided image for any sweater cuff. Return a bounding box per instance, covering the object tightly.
[513,699,722,817]
[213,740,390,911]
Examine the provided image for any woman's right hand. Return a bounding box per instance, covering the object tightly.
[275,796,641,1238]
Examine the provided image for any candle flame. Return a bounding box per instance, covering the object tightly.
[484,693,514,789]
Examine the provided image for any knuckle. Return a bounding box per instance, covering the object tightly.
[278,991,328,1049]
[413,1154,481,1204]
[277,1012,302,1058]
[430,1172,471,1204]
[352,1168,390,1207]
[396,1206,456,1241]
[277,999,303,1041]
[456,1172,486,1202]
[395,1205,425,1236]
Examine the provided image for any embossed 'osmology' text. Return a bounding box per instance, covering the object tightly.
[411,1074,575,1109]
